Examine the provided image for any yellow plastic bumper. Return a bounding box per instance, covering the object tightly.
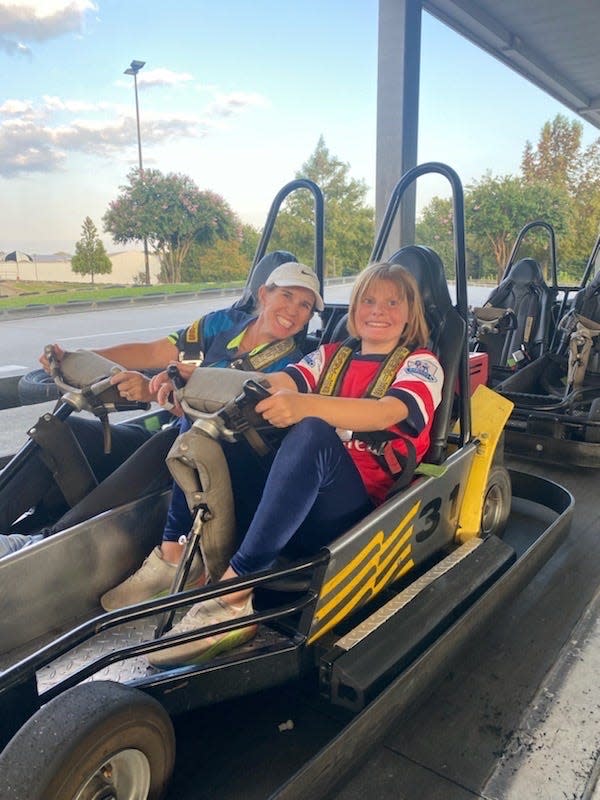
[456,384,514,542]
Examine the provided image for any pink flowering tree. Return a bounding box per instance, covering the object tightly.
[103,168,239,282]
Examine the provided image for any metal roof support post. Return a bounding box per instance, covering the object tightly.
[376,0,422,258]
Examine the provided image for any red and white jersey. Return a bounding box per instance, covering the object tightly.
[284,344,444,504]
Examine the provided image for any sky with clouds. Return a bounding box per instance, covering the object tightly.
[1,0,599,255]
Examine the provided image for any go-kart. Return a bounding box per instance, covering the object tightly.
[0,165,573,800]
[491,231,600,467]
[469,220,560,386]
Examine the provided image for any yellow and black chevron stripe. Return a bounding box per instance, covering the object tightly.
[308,499,422,643]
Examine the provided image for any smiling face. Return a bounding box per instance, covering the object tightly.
[353,278,409,354]
[255,284,315,341]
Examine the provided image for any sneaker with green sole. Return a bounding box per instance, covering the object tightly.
[148,594,256,668]
[100,546,204,611]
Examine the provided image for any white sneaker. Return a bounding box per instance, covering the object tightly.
[100,546,204,611]
[148,594,256,668]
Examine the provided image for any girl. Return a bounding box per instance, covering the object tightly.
[149,262,443,667]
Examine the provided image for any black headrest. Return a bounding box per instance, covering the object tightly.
[506,258,546,287]
[232,250,297,313]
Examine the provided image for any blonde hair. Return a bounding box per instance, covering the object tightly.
[346,262,429,348]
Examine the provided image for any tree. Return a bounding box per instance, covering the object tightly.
[269,137,375,275]
[415,196,455,278]
[521,114,600,276]
[71,217,112,285]
[521,114,584,190]
[466,174,568,282]
[181,223,259,283]
[103,168,239,283]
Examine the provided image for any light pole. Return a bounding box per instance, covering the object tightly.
[124,59,150,285]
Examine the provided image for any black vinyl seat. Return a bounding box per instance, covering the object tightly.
[231,250,297,314]
[387,246,465,464]
[472,258,556,370]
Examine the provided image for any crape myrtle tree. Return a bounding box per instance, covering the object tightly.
[269,137,375,275]
[103,168,239,283]
[71,216,112,285]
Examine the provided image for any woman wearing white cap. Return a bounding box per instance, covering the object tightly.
[99,261,323,608]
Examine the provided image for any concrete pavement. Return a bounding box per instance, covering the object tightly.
[484,586,600,799]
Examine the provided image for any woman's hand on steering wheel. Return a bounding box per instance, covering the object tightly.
[39,343,65,374]
[110,370,153,403]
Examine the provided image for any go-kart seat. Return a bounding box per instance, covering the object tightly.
[474,258,555,369]
[573,270,600,326]
[388,246,466,464]
[231,250,297,314]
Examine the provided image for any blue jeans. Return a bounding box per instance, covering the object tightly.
[230,418,373,576]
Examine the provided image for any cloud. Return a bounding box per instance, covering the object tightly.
[0,109,205,177]
[0,0,96,55]
[205,91,270,118]
[0,98,33,114]
[0,80,270,178]
[137,68,194,88]
[0,118,66,175]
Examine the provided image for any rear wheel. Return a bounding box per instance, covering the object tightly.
[0,680,175,800]
[480,465,511,537]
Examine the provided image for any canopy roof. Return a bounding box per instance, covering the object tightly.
[424,0,600,129]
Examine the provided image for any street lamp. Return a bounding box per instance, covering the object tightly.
[124,59,150,285]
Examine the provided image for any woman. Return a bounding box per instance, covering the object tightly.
[149,261,444,668]
[100,261,322,608]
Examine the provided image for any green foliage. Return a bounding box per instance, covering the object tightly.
[522,114,600,278]
[415,197,455,278]
[103,168,239,283]
[181,224,258,282]
[466,174,568,282]
[417,113,600,285]
[71,217,112,285]
[269,136,375,275]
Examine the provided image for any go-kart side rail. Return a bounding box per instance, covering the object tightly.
[271,470,574,800]
[0,553,327,702]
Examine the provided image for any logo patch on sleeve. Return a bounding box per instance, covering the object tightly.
[405,357,439,382]
[185,320,200,344]
[303,349,323,369]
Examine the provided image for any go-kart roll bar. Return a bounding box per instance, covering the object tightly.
[370,162,471,447]
[251,178,324,294]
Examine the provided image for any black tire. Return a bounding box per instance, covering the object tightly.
[480,465,511,538]
[0,680,175,800]
[17,368,61,405]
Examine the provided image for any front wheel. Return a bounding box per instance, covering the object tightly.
[0,680,175,800]
[480,465,511,538]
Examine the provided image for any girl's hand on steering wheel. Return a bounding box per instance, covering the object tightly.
[255,390,307,428]
[149,365,186,415]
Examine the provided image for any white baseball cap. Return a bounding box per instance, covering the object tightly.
[266,262,324,311]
